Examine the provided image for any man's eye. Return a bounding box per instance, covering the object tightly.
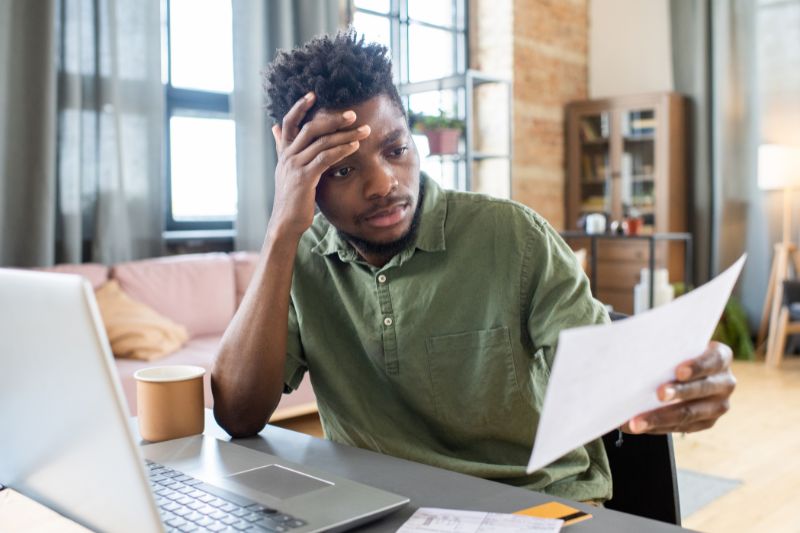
[330,166,353,178]
[390,146,408,157]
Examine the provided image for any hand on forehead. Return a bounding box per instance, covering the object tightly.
[303,107,361,132]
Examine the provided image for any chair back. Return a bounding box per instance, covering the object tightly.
[602,311,681,525]
[602,432,681,524]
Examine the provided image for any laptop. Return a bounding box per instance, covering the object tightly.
[0,269,408,533]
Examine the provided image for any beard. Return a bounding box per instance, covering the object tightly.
[338,177,426,259]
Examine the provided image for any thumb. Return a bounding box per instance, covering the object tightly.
[272,124,282,152]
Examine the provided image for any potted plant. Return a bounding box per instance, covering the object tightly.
[409,109,465,156]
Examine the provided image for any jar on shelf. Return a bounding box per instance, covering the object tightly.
[633,268,674,314]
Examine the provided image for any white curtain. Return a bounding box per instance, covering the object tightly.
[672,0,800,325]
[710,0,758,274]
[0,0,58,266]
[231,0,341,252]
[0,0,163,267]
[714,0,800,325]
[57,0,164,264]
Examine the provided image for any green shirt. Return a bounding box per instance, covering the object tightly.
[283,176,612,502]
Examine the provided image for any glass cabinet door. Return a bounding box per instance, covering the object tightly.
[620,108,657,232]
[577,112,612,217]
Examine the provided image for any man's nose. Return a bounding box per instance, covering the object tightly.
[363,164,398,199]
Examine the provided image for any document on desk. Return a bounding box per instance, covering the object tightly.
[527,254,746,474]
[397,508,563,533]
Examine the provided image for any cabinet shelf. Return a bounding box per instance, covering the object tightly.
[581,138,610,146]
[428,151,510,162]
[565,93,688,314]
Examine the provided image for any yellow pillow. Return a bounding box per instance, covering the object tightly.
[94,280,189,361]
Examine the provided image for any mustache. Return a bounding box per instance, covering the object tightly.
[358,196,413,221]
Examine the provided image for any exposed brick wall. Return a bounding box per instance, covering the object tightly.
[512,0,588,229]
[470,0,589,229]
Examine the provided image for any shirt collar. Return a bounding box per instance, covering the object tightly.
[413,173,447,253]
[310,173,447,260]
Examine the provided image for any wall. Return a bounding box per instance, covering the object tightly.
[588,0,673,98]
[511,0,590,229]
[470,0,590,228]
[471,0,676,230]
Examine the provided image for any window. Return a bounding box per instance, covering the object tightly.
[353,0,469,190]
[162,0,237,232]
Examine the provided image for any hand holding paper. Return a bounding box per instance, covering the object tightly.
[625,339,736,435]
[527,255,746,474]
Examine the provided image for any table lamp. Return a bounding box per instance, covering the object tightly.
[756,144,800,363]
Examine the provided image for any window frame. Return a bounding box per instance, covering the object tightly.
[353,0,470,191]
[163,0,235,233]
[354,0,468,85]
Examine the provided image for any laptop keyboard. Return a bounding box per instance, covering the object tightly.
[146,460,307,533]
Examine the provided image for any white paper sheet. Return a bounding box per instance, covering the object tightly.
[527,255,746,474]
[397,508,563,533]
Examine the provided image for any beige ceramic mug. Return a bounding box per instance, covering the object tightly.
[134,365,205,442]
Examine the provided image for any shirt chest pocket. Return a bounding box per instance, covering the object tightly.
[426,326,529,434]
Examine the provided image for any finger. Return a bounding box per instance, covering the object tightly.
[630,397,730,434]
[620,420,640,434]
[304,141,361,179]
[285,109,358,158]
[675,341,733,382]
[658,371,736,403]
[281,92,316,149]
[295,125,370,166]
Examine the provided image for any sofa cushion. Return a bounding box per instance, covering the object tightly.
[231,251,259,306]
[112,253,236,337]
[95,280,189,361]
[37,263,109,290]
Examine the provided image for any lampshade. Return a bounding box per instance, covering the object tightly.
[758,144,800,190]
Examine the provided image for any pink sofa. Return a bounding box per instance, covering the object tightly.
[41,252,316,420]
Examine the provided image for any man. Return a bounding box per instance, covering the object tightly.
[212,31,735,503]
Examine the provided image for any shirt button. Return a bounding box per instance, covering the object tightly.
[377,274,387,283]
[383,317,393,327]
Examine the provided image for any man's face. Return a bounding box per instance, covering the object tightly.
[315,94,421,253]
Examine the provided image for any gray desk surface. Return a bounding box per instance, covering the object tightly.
[135,411,690,533]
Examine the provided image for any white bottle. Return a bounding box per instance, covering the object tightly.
[633,268,674,314]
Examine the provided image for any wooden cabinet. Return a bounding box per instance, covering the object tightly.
[564,93,689,314]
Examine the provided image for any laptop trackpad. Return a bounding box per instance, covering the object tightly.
[227,464,333,500]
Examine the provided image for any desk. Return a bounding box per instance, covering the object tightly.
[134,411,688,533]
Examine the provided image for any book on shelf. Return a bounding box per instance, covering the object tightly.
[580,120,603,142]
[630,117,656,136]
[581,155,592,180]
[621,114,656,137]
[581,196,607,211]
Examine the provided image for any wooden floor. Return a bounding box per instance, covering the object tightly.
[273,359,800,532]
[674,358,800,533]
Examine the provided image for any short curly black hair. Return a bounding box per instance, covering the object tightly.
[264,29,405,125]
